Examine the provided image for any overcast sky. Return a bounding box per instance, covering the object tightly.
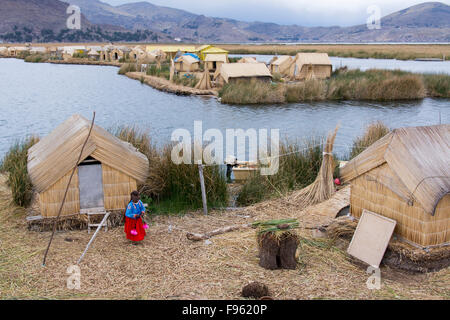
[101,0,450,26]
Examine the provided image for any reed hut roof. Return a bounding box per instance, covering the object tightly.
[294,53,332,66]
[218,63,272,82]
[271,55,293,66]
[175,54,199,64]
[340,124,450,215]
[237,57,259,64]
[204,54,228,62]
[27,114,149,193]
[87,49,100,56]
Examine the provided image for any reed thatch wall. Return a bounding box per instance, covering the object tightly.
[350,165,450,247]
[38,163,138,218]
[102,163,137,211]
[39,169,80,218]
[291,65,332,80]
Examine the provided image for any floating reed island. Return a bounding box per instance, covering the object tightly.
[1,117,449,300]
[2,44,449,102]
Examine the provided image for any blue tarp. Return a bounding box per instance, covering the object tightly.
[174,53,200,62]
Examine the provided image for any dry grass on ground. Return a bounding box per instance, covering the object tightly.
[0,175,448,300]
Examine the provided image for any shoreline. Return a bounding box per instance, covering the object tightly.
[125,71,218,97]
[2,56,448,103]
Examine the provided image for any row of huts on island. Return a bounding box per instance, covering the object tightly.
[27,114,449,253]
[0,43,334,85]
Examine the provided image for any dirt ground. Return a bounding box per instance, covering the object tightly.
[0,176,448,300]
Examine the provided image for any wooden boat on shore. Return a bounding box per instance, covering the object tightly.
[232,161,259,182]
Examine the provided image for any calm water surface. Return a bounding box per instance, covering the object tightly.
[0,58,449,158]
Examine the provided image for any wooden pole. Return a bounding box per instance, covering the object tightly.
[198,160,208,216]
[42,112,96,267]
[77,212,110,264]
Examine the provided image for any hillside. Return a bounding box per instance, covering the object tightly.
[0,0,167,43]
[64,1,450,42]
[2,1,450,43]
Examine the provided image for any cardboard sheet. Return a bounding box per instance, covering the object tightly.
[347,210,396,268]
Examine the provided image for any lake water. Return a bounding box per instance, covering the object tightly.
[230,54,450,74]
[0,58,449,159]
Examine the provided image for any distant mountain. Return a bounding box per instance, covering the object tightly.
[0,0,168,43]
[63,1,450,42]
[1,1,449,43]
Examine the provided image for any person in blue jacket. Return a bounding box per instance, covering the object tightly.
[124,190,146,243]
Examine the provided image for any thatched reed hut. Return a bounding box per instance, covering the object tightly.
[174,54,200,72]
[269,55,293,76]
[87,49,100,60]
[237,57,259,64]
[27,115,149,218]
[214,63,272,86]
[340,124,450,248]
[204,54,228,71]
[289,53,332,80]
[110,46,131,61]
[130,46,147,62]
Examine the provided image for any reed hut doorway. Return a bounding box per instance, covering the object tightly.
[78,157,104,210]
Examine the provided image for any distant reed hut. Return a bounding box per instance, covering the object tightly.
[27,115,149,218]
[110,47,131,61]
[204,54,228,72]
[29,47,47,54]
[269,55,293,76]
[130,46,147,62]
[340,124,450,247]
[146,45,197,59]
[196,45,229,61]
[174,54,200,72]
[237,57,259,64]
[87,49,100,61]
[215,63,272,86]
[289,53,332,80]
[0,47,8,56]
[8,46,29,57]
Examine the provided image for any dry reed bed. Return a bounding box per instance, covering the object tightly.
[1,175,448,300]
[221,44,450,61]
[126,72,218,96]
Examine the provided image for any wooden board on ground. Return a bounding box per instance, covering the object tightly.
[347,209,396,268]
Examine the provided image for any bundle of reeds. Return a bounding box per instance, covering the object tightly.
[291,125,339,206]
[253,218,299,235]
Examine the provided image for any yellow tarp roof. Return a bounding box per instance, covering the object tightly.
[146,45,197,53]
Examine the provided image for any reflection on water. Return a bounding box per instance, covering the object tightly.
[0,58,449,158]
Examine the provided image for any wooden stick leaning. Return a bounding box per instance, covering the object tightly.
[42,112,96,266]
[77,212,110,264]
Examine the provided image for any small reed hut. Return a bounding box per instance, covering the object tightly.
[204,54,228,72]
[214,63,272,86]
[27,115,149,218]
[340,124,450,248]
[237,57,259,64]
[289,53,332,80]
[269,55,293,76]
[110,46,131,61]
[174,54,200,72]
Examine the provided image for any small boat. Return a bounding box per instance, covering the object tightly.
[232,161,259,182]
[414,58,444,62]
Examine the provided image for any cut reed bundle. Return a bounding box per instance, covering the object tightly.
[291,125,339,206]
